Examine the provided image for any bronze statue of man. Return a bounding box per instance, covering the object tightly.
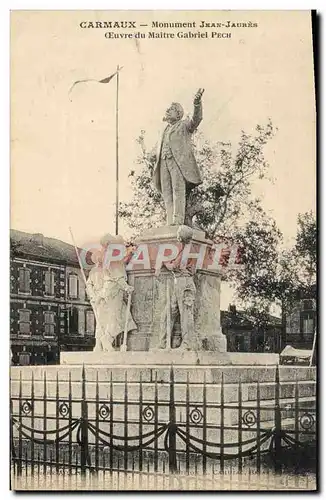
[153,89,204,226]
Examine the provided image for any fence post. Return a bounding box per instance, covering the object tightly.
[68,371,72,474]
[274,365,282,473]
[10,398,16,473]
[31,372,35,475]
[154,371,159,473]
[138,372,143,472]
[109,371,113,471]
[55,372,60,474]
[43,371,47,475]
[202,371,207,475]
[220,372,225,474]
[124,371,128,471]
[238,376,243,475]
[185,372,190,474]
[80,365,89,474]
[168,365,178,474]
[293,371,301,475]
[18,371,22,475]
[95,370,99,472]
[256,380,261,474]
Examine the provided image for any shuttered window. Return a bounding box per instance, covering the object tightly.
[68,274,79,299]
[45,270,55,296]
[19,309,31,334]
[19,268,31,293]
[44,311,55,337]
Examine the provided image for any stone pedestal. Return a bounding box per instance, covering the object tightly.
[125,226,227,352]
[60,351,280,366]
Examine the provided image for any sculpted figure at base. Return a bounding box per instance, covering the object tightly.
[86,235,137,352]
[152,89,204,226]
[156,226,201,351]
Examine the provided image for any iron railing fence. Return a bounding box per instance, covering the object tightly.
[11,365,316,479]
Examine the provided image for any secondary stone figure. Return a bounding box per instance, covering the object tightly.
[152,88,204,226]
[155,226,202,351]
[86,236,137,352]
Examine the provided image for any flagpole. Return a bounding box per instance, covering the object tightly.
[115,64,120,236]
[69,67,122,235]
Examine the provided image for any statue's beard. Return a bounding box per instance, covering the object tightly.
[163,115,177,123]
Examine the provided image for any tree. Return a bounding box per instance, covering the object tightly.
[293,211,317,288]
[278,211,316,301]
[227,213,284,306]
[234,211,316,350]
[231,212,316,315]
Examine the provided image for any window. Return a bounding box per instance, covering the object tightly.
[85,310,95,334]
[300,310,315,341]
[18,268,31,293]
[44,311,55,337]
[18,353,30,365]
[302,312,315,335]
[19,309,31,335]
[303,299,313,311]
[45,270,55,296]
[68,274,79,299]
[68,307,79,334]
[235,335,245,352]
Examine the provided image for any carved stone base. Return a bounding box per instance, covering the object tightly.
[60,351,280,366]
[124,226,227,352]
[137,225,208,243]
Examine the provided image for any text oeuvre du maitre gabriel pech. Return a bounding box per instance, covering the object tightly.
[79,19,259,40]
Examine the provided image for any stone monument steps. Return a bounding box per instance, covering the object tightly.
[10,378,316,403]
[11,364,316,385]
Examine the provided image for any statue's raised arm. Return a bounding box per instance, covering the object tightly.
[187,88,204,133]
[152,89,204,226]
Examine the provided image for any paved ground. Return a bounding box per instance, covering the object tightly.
[11,467,317,491]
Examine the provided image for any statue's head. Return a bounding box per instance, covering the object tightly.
[163,102,184,124]
[90,248,104,266]
[100,233,125,247]
[177,225,193,244]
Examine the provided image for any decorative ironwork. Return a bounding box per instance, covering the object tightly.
[21,401,32,415]
[99,404,110,420]
[300,412,315,430]
[59,402,70,418]
[189,407,203,425]
[10,365,316,478]
[142,405,155,422]
[242,410,257,427]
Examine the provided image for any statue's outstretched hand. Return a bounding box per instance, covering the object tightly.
[194,88,205,104]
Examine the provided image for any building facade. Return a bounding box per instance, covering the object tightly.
[10,230,95,365]
[284,291,317,350]
[221,305,282,353]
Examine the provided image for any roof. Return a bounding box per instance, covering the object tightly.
[221,309,282,329]
[10,229,79,266]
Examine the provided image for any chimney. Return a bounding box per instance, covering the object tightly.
[229,304,237,314]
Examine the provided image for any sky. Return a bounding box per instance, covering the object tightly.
[10,11,316,309]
